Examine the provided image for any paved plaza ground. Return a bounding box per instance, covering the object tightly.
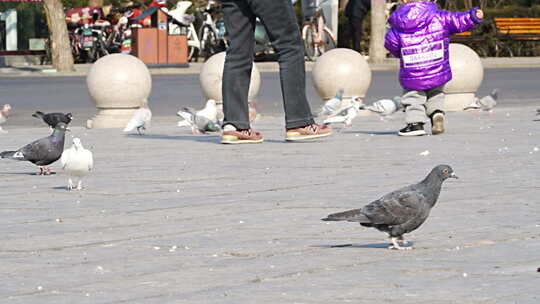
[1,101,539,302]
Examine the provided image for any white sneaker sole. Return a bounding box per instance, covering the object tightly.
[398,129,426,137]
[285,132,332,141]
[221,135,264,144]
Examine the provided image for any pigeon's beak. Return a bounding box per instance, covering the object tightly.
[450,172,459,179]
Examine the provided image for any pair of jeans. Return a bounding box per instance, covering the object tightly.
[221,0,315,130]
[348,15,365,52]
[401,85,445,124]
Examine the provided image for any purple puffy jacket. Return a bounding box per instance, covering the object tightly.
[385,2,483,91]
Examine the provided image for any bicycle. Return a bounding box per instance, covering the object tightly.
[301,0,336,61]
[197,0,228,61]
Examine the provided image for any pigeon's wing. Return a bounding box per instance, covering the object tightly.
[180,107,197,115]
[43,114,64,127]
[123,109,147,132]
[323,114,346,125]
[19,137,52,162]
[362,188,425,225]
[85,150,94,171]
[60,147,72,169]
[194,115,212,132]
[321,98,342,115]
[177,109,196,124]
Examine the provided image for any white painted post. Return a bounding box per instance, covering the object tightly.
[5,9,17,51]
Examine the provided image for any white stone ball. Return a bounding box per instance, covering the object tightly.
[87,54,152,108]
[312,48,372,100]
[200,52,260,102]
[444,43,484,94]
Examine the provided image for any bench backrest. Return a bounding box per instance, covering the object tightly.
[495,18,540,35]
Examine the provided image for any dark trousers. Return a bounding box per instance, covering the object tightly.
[221,0,315,130]
[348,16,364,52]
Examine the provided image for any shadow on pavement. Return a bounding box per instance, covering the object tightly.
[312,242,414,249]
[340,130,399,136]
[126,133,220,143]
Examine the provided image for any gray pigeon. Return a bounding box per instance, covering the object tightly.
[465,89,498,111]
[177,107,220,134]
[319,88,345,117]
[360,96,403,116]
[1,123,68,175]
[322,165,458,250]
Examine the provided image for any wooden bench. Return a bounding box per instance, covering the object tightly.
[494,17,540,56]
[495,18,540,38]
[450,31,487,56]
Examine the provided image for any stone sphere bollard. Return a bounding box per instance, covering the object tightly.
[443,44,484,111]
[86,54,152,128]
[199,52,261,121]
[312,48,372,107]
[200,52,261,102]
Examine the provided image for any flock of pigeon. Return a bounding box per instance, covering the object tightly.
[0,99,220,191]
[0,89,535,250]
[0,111,93,190]
[317,88,501,128]
[121,98,221,135]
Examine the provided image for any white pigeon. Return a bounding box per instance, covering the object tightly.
[0,104,11,133]
[323,98,361,127]
[464,89,499,111]
[197,99,218,122]
[360,96,402,116]
[61,138,94,191]
[319,88,345,117]
[123,99,152,135]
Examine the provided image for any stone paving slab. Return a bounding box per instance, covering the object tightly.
[0,107,539,303]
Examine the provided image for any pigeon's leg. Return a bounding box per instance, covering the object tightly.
[43,166,53,175]
[67,178,74,191]
[388,237,412,250]
[136,127,142,135]
[76,179,83,191]
[398,236,410,246]
[37,166,44,175]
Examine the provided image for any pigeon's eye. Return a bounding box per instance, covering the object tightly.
[442,169,449,174]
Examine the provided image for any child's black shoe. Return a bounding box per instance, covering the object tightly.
[398,123,426,137]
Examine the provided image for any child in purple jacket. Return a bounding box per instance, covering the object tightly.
[385,0,484,136]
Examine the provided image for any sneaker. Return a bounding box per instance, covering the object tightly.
[221,128,264,144]
[285,123,332,141]
[398,123,426,136]
[431,111,445,135]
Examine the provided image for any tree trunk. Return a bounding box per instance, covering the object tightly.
[43,0,74,72]
[340,0,349,10]
[369,0,386,64]
[88,0,104,7]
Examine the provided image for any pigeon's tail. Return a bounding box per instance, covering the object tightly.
[180,107,196,115]
[32,111,45,119]
[322,209,369,222]
[0,150,24,160]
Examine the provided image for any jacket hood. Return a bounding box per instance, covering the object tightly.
[389,2,438,33]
